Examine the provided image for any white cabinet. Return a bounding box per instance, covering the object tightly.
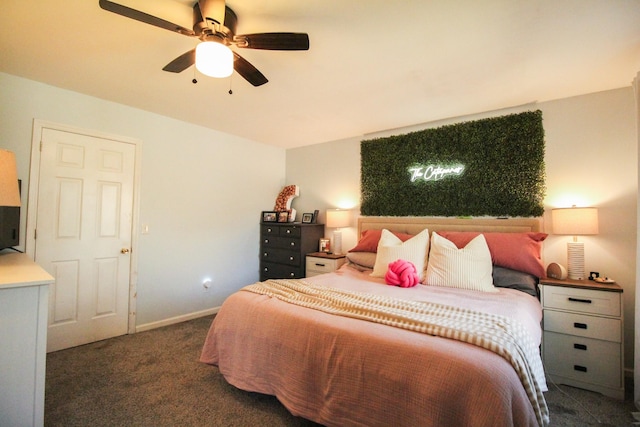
[539,279,624,399]
[0,252,54,427]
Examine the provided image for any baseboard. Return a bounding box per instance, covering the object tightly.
[135,306,220,333]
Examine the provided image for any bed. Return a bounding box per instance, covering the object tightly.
[201,216,550,426]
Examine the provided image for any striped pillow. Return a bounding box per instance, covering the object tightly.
[424,232,496,292]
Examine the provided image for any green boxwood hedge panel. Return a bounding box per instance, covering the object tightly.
[360,110,545,217]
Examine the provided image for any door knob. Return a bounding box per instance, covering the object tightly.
[121,248,130,254]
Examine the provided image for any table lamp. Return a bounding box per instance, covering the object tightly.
[551,206,598,280]
[326,209,351,255]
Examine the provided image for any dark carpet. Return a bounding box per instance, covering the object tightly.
[45,315,637,426]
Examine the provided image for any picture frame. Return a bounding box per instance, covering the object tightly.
[302,213,313,224]
[312,209,319,223]
[277,211,289,223]
[262,211,277,223]
[319,238,331,253]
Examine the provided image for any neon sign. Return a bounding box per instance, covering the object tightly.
[408,164,465,182]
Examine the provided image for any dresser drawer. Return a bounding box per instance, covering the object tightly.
[541,285,621,317]
[261,225,280,235]
[544,331,622,389]
[543,310,621,342]
[261,236,300,250]
[279,225,301,237]
[261,248,301,266]
[260,262,302,280]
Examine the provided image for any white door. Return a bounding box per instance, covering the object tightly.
[35,128,136,352]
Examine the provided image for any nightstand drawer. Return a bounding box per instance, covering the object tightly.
[541,286,621,317]
[543,310,621,342]
[544,331,622,389]
[306,257,342,275]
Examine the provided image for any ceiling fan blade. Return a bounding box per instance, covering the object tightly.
[233,52,268,86]
[99,0,195,36]
[162,49,196,73]
[234,33,309,50]
[198,0,226,25]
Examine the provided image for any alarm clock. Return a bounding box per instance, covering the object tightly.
[546,263,567,280]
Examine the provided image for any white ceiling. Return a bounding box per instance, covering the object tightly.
[1,0,639,148]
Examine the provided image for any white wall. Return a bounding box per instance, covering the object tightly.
[286,87,637,372]
[0,72,286,327]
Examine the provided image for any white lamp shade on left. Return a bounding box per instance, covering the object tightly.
[326,209,351,229]
[0,149,21,207]
[326,209,352,255]
[195,42,234,78]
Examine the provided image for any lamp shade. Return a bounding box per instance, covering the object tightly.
[0,149,21,207]
[195,41,233,78]
[326,209,351,228]
[552,207,598,235]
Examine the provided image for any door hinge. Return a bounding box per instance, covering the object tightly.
[40,140,43,151]
[34,229,37,239]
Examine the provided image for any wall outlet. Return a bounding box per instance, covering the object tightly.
[202,279,213,292]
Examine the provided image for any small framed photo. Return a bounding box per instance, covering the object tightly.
[319,238,331,253]
[277,211,289,223]
[262,211,277,222]
[302,213,313,223]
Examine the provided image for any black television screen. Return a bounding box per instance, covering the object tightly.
[0,205,19,249]
[0,179,20,250]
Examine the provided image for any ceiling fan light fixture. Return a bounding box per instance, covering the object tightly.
[195,41,233,78]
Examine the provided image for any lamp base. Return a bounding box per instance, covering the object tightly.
[567,242,585,280]
[332,230,343,255]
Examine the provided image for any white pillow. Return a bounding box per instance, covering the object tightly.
[371,229,430,279]
[424,232,496,292]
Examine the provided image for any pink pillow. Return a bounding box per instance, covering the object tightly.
[436,231,548,278]
[349,229,414,253]
[385,259,420,288]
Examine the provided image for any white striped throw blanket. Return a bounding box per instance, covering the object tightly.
[243,279,549,426]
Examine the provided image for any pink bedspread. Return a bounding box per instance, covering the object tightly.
[201,265,546,427]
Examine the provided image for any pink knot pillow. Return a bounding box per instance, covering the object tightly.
[385,259,420,288]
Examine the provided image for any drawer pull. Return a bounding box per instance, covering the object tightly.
[264,239,269,244]
[289,272,295,277]
[573,322,588,329]
[568,297,592,304]
[573,343,588,351]
[267,228,272,233]
[574,365,588,373]
[290,242,296,247]
[289,256,294,261]
[315,263,326,267]
[264,252,268,257]
[286,229,291,234]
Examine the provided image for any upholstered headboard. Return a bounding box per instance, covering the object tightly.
[358,216,543,237]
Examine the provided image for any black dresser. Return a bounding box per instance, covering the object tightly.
[260,222,324,281]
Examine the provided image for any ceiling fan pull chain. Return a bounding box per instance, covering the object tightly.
[228,73,233,95]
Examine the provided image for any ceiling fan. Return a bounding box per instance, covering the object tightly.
[99,0,310,86]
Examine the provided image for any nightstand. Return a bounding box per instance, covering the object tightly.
[539,277,624,399]
[305,252,346,277]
